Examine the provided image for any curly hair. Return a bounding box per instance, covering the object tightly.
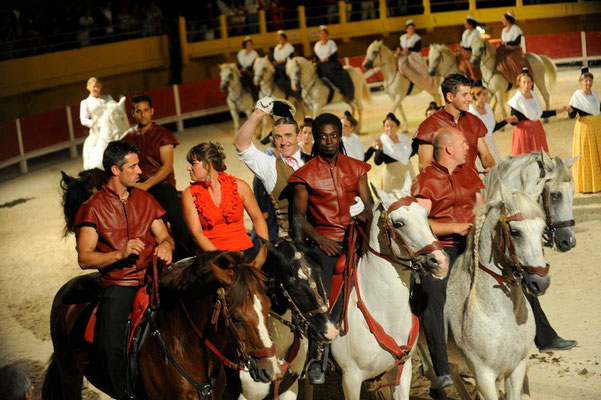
[186,142,227,171]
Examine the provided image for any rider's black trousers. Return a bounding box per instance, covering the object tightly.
[411,245,463,377]
[148,183,192,260]
[98,284,140,399]
[526,293,559,348]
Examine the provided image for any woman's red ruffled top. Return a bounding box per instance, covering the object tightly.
[188,172,253,251]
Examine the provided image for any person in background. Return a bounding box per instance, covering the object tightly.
[314,25,355,102]
[365,112,413,189]
[468,80,517,169]
[0,363,40,400]
[80,76,114,170]
[121,94,193,260]
[425,101,440,117]
[340,111,363,161]
[237,36,259,99]
[182,142,268,253]
[497,10,529,86]
[299,117,314,155]
[273,30,296,98]
[457,15,481,81]
[569,66,601,193]
[396,19,437,94]
[507,68,568,156]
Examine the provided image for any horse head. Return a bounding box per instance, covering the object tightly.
[539,151,579,252]
[371,173,449,279]
[219,63,240,92]
[253,56,271,87]
[428,44,443,76]
[263,228,339,343]
[161,246,282,383]
[60,169,108,236]
[363,40,383,71]
[470,35,486,67]
[286,57,304,92]
[487,181,549,296]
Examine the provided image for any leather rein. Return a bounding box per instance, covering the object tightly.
[359,196,442,273]
[479,210,550,287]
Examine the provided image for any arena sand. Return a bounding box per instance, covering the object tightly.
[0,67,599,399]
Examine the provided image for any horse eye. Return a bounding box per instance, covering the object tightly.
[231,314,245,324]
[510,228,521,237]
[393,221,404,229]
[551,191,562,201]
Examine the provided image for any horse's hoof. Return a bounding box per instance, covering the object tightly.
[429,387,448,400]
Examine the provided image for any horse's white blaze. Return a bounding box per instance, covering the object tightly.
[324,320,339,341]
[252,294,273,348]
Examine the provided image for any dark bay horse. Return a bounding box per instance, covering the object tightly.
[43,248,281,399]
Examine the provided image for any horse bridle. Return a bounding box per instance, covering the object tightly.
[480,209,550,287]
[272,238,330,335]
[536,161,576,248]
[365,46,399,91]
[361,196,442,274]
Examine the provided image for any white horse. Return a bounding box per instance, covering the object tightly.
[286,56,371,132]
[219,63,255,136]
[442,182,551,400]
[363,40,442,133]
[329,174,448,400]
[82,96,129,170]
[470,36,557,120]
[427,43,461,79]
[484,150,579,252]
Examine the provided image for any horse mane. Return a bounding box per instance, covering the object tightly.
[60,169,108,236]
[160,251,267,309]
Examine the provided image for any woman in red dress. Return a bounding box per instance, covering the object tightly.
[508,68,568,156]
[182,142,268,252]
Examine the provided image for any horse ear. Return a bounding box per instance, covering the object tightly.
[118,96,126,106]
[563,154,581,169]
[61,171,74,185]
[210,263,234,286]
[540,149,554,171]
[401,171,412,196]
[497,179,514,209]
[251,244,269,270]
[371,182,392,209]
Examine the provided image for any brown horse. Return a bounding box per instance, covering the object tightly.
[42,247,281,399]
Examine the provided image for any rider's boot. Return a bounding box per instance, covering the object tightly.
[305,339,326,385]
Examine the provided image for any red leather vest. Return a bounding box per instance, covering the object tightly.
[74,186,165,286]
[121,122,179,187]
[413,108,487,170]
[288,154,371,242]
[411,161,484,246]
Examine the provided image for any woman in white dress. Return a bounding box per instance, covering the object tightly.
[569,67,601,193]
[340,111,363,161]
[396,20,437,94]
[273,30,295,97]
[457,15,481,81]
[365,112,413,190]
[237,36,259,98]
[80,77,113,170]
[497,11,529,86]
[468,81,517,169]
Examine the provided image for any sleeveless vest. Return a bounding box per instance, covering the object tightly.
[269,159,294,236]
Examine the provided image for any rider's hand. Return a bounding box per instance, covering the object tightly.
[256,96,275,115]
[349,196,364,218]
[317,236,342,257]
[120,238,145,259]
[453,223,473,236]
[155,241,173,266]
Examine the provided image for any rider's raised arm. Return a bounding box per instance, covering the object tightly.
[234,108,267,152]
[238,178,269,242]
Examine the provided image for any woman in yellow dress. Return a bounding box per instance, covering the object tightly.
[569,67,601,193]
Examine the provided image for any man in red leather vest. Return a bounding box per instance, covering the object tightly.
[74,140,174,399]
[288,112,373,384]
[413,73,495,173]
[410,127,484,390]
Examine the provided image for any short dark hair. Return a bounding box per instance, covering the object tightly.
[102,140,138,175]
[441,74,472,102]
[131,94,153,109]
[0,364,32,400]
[301,117,313,130]
[311,113,345,157]
[273,117,299,134]
[383,112,400,126]
[186,142,227,172]
[342,110,358,128]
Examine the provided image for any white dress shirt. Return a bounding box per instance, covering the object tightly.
[80,94,113,128]
[237,49,259,68]
[314,39,337,60]
[237,143,305,193]
[274,42,295,61]
[342,133,364,161]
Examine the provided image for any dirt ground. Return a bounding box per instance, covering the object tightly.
[0,67,600,399]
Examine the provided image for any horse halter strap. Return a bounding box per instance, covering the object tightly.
[381,196,443,267]
[497,211,550,279]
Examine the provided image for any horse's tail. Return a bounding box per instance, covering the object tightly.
[42,354,64,400]
[541,55,557,88]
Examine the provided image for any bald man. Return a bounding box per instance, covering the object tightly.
[410,127,484,389]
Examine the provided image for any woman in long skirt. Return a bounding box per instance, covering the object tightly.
[569,67,601,193]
